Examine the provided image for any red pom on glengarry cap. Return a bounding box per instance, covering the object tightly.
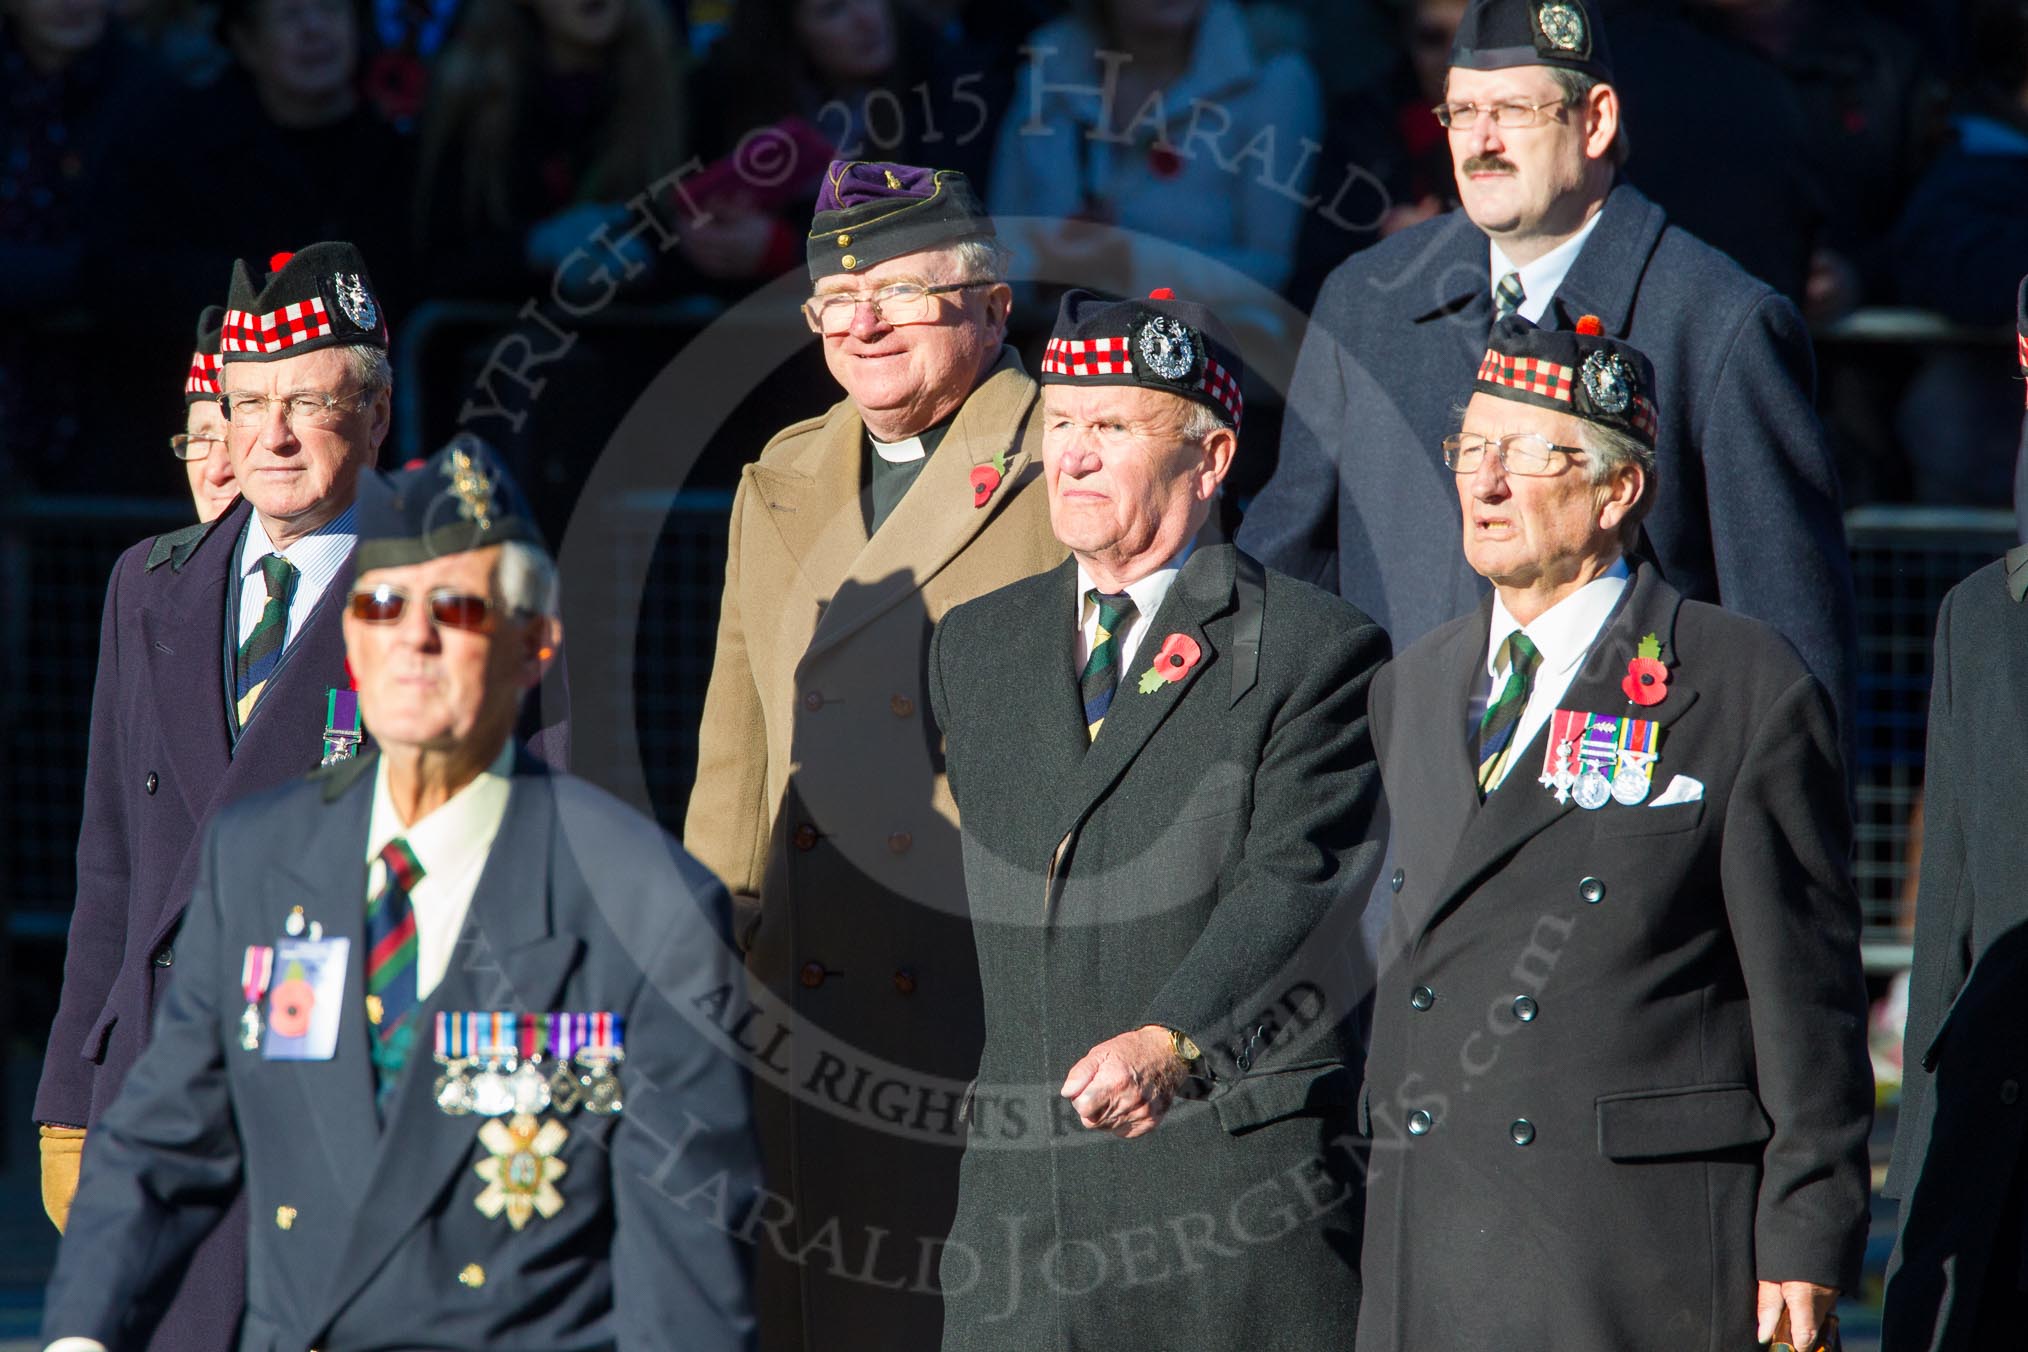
[269,251,295,273]
[1575,314,1605,336]
[1149,288,1175,300]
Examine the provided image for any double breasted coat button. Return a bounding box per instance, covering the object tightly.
[1510,1119,1536,1146]
[800,961,829,989]
[1390,868,1405,893]
[890,694,914,717]
[145,771,159,795]
[893,969,917,996]
[1513,996,1538,1022]
[1406,1109,1433,1136]
[803,691,824,712]
[888,831,912,854]
[1578,877,1606,905]
[793,824,819,851]
[1409,985,1435,1011]
[2003,1080,2021,1106]
[153,946,174,968]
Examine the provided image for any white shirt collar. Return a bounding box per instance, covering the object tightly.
[366,738,516,878]
[870,434,927,464]
[1077,538,1196,623]
[240,504,357,578]
[1485,555,1631,682]
[1489,208,1605,325]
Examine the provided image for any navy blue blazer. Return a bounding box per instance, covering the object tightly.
[1239,182,1857,738]
[44,752,759,1352]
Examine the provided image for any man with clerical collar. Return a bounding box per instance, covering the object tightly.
[34,241,391,1352]
[42,438,756,1352]
[927,288,1386,1347]
[1241,0,1857,746]
[685,159,1065,1349]
[1357,315,1872,1352]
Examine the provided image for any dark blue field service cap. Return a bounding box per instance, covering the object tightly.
[1452,0,1613,81]
[806,160,994,280]
[354,436,545,573]
[1038,287,1246,431]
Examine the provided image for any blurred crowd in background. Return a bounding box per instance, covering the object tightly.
[2,0,2023,510]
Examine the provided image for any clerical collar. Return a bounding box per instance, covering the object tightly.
[869,421,949,464]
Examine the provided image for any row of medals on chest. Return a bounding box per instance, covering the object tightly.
[433,1011,625,1118]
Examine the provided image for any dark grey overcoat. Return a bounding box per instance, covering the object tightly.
[1883,549,2028,1350]
[927,543,1387,1350]
[44,751,758,1351]
[1359,562,1873,1352]
[1238,182,1857,738]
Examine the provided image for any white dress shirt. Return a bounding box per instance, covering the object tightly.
[1075,540,1196,675]
[1488,208,1604,324]
[364,739,515,999]
[1469,558,1631,789]
[234,504,357,653]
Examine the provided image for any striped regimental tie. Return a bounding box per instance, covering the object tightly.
[1494,270,1526,323]
[234,553,297,723]
[1079,589,1139,742]
[1476,631,1543,797]
[366,838,425,1115]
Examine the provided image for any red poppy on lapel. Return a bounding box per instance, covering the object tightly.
[1137,633,1202,693]
[1622,633,1669,706]
[969,464,1000,506]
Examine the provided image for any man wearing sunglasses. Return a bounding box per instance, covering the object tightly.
[1241,0,1856,750]
[33,242,390,1352]
[1357,317,1870,1352]
[686,159,1065,1350]
[42,438,757,1352]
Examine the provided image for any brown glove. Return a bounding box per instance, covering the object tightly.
[39,1124,86,1233]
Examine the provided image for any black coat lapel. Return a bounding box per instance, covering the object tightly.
[1053,545,1234,840]
[1005,559,1094,790]
[1422,565,1700,937]
[139,511,242,816]
[317,765,578,1325]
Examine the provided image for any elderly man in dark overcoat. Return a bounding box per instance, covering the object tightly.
[1883,277,2028,1352]
[41,441,757,1352]
[685,161,1064,1350]
[1239,0,1857,736]
[1358,315,1872,1352]
[928,289,1387,1347]
[34,243,392,1351]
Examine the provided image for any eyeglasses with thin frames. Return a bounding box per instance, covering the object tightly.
[1443,432,1587,476]
[170,432,229,461]
[802,280,992,335]
[1432,98,1576,131]
[220,388,370,430]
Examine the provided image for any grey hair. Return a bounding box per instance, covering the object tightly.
[339,345,394,395]
[1548,68,1630,166]
[494,540,559,618]
[947,235,1013,283]
[1578,418,1656,543]
[1179,398,1234,441]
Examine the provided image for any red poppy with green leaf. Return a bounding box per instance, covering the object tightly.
[1623,633,1670,706]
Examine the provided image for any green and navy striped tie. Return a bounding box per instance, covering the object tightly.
[1079,589,1138,741]
[1476,631,1543,796]
[234,554,297,723]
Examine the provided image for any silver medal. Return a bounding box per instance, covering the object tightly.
[239,1003,264,1052]
[510,1060,552,1115]
[436,1066,474,1116]
[469,1065,516,1117]
[284,907,305,937]
[1611,761,1652,806]
[1573,766,1612,810]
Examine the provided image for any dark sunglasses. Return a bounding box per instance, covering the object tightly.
[347,584,495,632]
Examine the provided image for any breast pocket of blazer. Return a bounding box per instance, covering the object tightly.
[1593,797,1706,840]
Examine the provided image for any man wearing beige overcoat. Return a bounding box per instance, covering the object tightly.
[685,160,1065,1351]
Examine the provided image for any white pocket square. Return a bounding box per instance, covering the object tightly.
[1649,775,1703,807]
